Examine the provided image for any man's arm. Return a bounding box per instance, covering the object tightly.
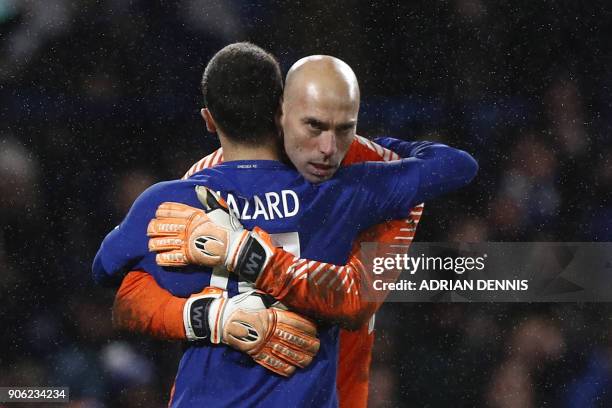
[251,137,440,327]
[249,139,478,328]
[113,253,380,333]
[252,239,399,329]
[113,270,187,339]
[347,140,477,225]
[94,146,226,286]
[92,182,172,286]
[115,138,452,330]
[237,138,477,325]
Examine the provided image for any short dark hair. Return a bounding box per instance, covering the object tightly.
[201,42,283,144]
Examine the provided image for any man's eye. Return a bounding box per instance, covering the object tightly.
[307,123,321,132]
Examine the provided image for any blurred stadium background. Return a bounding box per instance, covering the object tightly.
[1,1,611,407]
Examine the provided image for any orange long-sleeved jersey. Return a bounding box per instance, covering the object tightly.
[113,136,423,407]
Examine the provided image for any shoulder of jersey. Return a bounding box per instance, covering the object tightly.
[182,148,224,180]
[352,136,425,211]
[348,135,401,162]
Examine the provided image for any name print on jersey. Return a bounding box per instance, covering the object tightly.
[223,190,300,221]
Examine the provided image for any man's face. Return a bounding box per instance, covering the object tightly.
[281,88,358,183]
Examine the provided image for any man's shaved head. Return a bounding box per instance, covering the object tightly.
[281,56,360,183]
[284,55,360,108]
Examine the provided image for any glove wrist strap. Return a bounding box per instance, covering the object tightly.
[184,291,222,341]
[234,233,272,283]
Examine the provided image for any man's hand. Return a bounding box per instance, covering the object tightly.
[147,186,274,282]
[184,287,320,377]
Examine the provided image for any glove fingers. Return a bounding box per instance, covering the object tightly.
[275,311,318,336]
[266,341,314,369]
[147,218,187,237]
[196,185,230,211]
[149,237,183,251]
[218,303,318,377]
[274,324,320,356]
[155,250,188,266]
[252,351,296,377]
[155,202,201,219]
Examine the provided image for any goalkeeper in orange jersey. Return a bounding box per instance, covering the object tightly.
[116,137,424,406]
[100,46,476,407]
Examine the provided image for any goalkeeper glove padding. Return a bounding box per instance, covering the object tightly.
[147,186,274,283]
[184,287,320,377]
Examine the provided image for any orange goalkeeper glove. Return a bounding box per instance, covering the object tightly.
[184,287,320,377]
[147,186,275,283]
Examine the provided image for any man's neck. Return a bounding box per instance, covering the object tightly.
[218,133,282,162]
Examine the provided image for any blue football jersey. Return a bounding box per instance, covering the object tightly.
[93,141,478,407]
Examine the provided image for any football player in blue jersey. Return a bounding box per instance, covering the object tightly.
[93,42,478,407]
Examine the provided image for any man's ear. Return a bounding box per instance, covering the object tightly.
[201,108,217,133]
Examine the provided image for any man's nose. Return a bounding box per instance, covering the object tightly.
[319,132,338,158]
